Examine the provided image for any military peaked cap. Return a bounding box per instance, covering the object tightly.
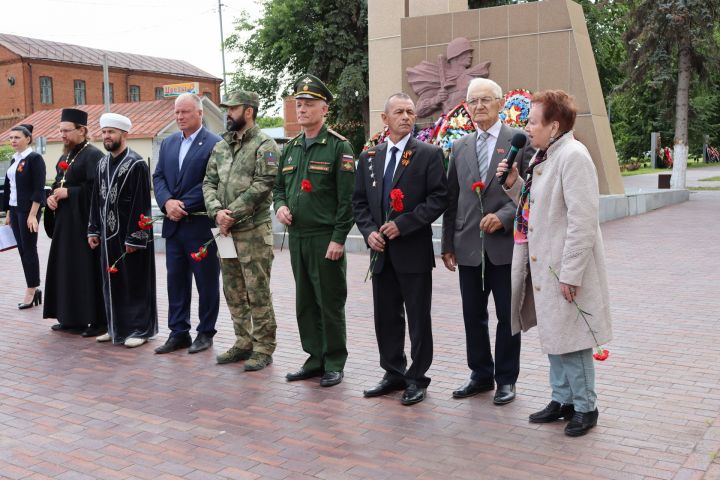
[293,74,333,103]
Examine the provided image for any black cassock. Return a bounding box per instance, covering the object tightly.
[43,141,106,329]
[89,148,158,343]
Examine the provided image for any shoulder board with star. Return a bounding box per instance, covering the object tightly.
[327,128,347,141]
[287,132,303,147]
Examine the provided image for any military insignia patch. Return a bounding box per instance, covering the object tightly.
[341,154,355,172]
[282,165,296,173]
[263,151,277,166]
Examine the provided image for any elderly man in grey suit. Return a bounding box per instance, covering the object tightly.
[441,78,534,405]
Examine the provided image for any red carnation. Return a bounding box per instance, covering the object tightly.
[389,188,404,213]
[301,179,312,193]
[190,252,202,262]
[191,246,208,262]
[471,181,486,194]
[106,265,119,274]
[58,160,70,171]
[593,348,610,362]
[138,213,154,230]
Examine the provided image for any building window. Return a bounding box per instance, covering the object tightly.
[40,76,53,104]
[155,87,164,100]
[129,85,141,102]
[74,80,86,105]
[203,91,212,100]
[102,82,114,103]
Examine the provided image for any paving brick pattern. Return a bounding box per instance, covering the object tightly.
[0,191,719,479]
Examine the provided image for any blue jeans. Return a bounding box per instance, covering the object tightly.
[548,348,596,413]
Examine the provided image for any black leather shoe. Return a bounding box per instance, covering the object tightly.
[50,323,83,334]
[401,385,427,405]
[363,378,406,397]
[452,379,494,399]
[81,325,107,337]
[188,333,213,354]
[155,334,192,354]
[565,409,599,437]
[493,384,516,405]
[286,367,323,381]
[320,371,343,387]
[529,401,575,424]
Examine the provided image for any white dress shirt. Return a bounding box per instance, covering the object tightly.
[178,126,202,170]
[476,120,502,164]
[7,147,33,207]
[384,133,411,178]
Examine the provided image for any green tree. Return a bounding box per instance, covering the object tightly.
[624,0,720,187]
[226,0,368,151]
[257,116,284,129]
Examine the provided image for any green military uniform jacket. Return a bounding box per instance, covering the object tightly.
[273,124,355,244]
[203,125,280,231]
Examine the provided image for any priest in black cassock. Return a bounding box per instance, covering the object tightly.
[44,108,107,336]
[88,113,158,348]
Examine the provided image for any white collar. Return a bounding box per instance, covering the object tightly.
[12,147,33,161]
[386,132,412,154]
[478,120,502,139]
[182,126,203,141]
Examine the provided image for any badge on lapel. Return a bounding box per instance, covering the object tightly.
[496,148,506,155]
[401,149,413,166]
[16,160,25,173]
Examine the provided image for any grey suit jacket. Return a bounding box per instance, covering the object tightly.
[441,124,534,266]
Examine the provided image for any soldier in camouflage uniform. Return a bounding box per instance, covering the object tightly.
[274,74,356,387]
[203,90,280,371]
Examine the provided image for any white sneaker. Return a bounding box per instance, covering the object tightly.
[96,333,111,342]
[124,337,147,348]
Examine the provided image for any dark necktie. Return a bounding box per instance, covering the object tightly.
[383,146,399,214]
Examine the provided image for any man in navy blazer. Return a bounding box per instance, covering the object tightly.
[153,93,222,354]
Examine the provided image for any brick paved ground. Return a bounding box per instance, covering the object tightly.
[1,190,719,480]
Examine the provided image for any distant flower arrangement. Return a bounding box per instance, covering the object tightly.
[499,89,533,129]
[363,125,389,152]
[433,102,476,161]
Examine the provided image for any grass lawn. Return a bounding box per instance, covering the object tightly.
[621,162,719,176]
[699,176,720,182]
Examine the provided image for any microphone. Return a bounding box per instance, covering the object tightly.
[499,133,528,186]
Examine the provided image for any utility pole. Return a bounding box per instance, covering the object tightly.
[218,0,228,96]
[102,54,111,112]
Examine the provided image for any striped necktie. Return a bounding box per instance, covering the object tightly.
[476,131,490,181]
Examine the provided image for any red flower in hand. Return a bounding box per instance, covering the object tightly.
[191,246,209,262]
[138,213,154,230]
[471,181,486,194]
[301,179,312,193]
[58,160,70,171]
[389,188,404,213]
[593,348,610,361]
[106,265,119,274]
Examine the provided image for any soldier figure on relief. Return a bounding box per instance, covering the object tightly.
[406,37,491,118]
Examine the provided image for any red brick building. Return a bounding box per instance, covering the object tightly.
[0,34,222,130]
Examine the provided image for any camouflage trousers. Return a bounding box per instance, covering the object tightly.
[220,222,276,355]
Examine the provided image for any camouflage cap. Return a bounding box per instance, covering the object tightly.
[220,90,260,108]
[293,73,333,103]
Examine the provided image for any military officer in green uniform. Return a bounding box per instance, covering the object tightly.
[203,90,280,371]
[274,74,356,387]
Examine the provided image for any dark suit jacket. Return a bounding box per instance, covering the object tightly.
[153,126,221,238]
[353,136,448,274]
[3,152,46,212]
[441,124,534,266]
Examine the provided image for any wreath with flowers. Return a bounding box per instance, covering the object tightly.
[432,101,477,165]
[499,89,533,129]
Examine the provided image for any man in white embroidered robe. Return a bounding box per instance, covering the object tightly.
[88,113,158,348]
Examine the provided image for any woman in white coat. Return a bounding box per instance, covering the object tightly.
[497,90,612,437]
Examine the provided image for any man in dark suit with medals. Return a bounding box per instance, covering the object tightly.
[153,93,222,354]
[353,93,448,405]
[441,78,534,405]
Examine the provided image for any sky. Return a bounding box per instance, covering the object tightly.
[0,0,263,81]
